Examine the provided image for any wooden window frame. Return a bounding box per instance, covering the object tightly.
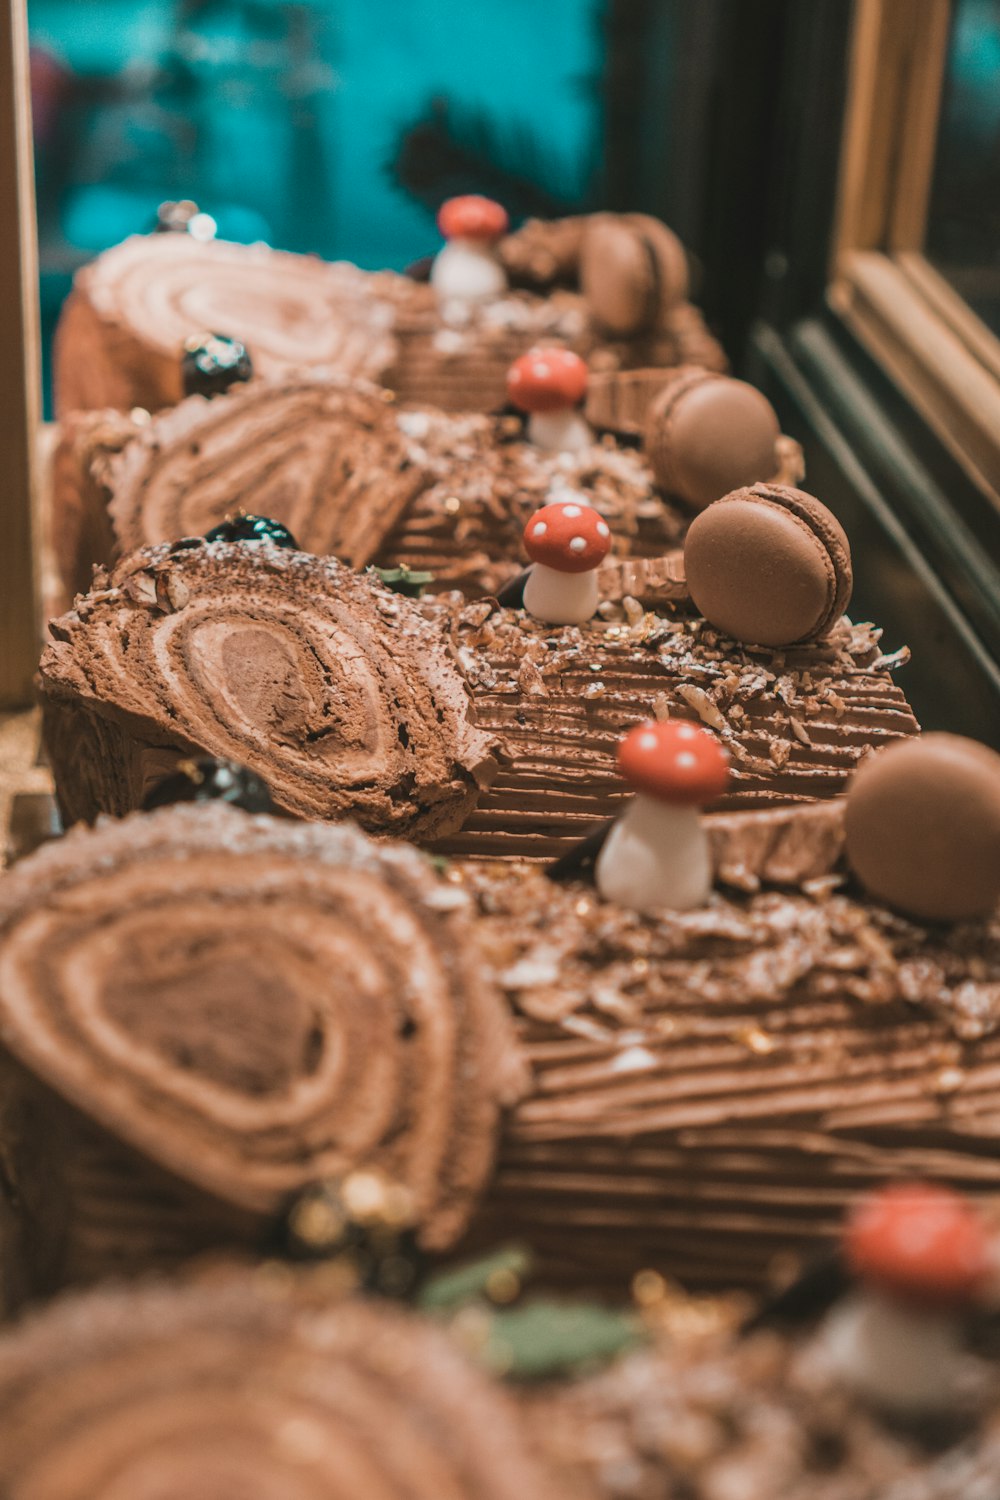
[0,0,42,708]
[831,0,1000,504]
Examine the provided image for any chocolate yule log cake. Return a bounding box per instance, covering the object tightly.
[53,205,724,418]
[38,483,919,852]
[526,1187,1000,1500]
[0,804,524,1307]
[52,356,803,609]
[0,1277,574,1500]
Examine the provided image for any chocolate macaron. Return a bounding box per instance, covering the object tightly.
[683,483,853,647]
[845,734,1000,922]
[579,213,688,336]
[643,368,784,509]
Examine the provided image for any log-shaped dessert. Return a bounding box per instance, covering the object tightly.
[39,541,499,837]
[0,805,523,1303]
[460,800,1000,1290]
[0,1276,572,1500]
[54,376,430,603]
[54,233,397,415]
[54,215,725,419]
[38,537,919,853]
[52,377,688,610]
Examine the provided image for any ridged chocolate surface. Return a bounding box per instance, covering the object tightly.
[432,596,919,859]
[528,1305,1000,1500]
[0,805,522,1294]
[459,812,1000,1288]
[39,542,498,837]
[376,407,687,597]
[54,377,428,603]
[371,271,726,414]
[55,233,396,415]
[0,1278,569,1500]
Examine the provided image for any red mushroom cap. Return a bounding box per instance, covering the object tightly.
[437,195,509,242]
[844,1183,991,1309]
[522,500,612,574]
[617,720,730,805]
[507,347,589,413]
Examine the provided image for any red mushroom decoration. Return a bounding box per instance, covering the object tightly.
[595,720,731,912]
[507,348,592,451]
[823,1183,994,1413]
[521,500,612,624]
[431,195,509,307]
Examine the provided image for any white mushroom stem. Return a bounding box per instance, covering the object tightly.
[821,1290,966,1413]
[522,562,599,626]
[527,409,592,453]
[430,238,507,304]
[595,794,713,913]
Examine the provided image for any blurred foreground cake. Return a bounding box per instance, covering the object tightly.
[0,1275,572,1500]
[0,741,997,1304]
[53,204,725,418]
[37,500,918,850]
[525,1186,1000,1500]
[52,359,802,607]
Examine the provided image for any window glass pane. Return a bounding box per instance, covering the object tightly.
[925,0,1000,336]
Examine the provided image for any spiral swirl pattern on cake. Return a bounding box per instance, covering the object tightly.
[0,1279,567,1500]
[55,234,397,414]
[102,378,428,566]
[0,805,522,1252]
[39,541,499,835]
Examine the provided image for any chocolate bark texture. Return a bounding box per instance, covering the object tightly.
[0,806,524,1304]
[525,1286,1000,1500]
[39,541,499,837]
[38,544,919,855]
[432,593,918,859]
[0,1276,574,1500]
[54,233,397,416]
[53,377,428,604]
[461,801,1000,1290]
[373,406,687,598]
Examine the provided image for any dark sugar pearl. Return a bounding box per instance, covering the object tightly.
[181,332,253,398]
[203,513,299,549]
[142,757,275,815]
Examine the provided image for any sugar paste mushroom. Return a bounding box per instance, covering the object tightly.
[822,1183,992,1414]
[430,195,509,306]
[595,720,731,912]
[507,347,592,452]
[521,499,612,625]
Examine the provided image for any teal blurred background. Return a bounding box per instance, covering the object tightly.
[29,0,607,408]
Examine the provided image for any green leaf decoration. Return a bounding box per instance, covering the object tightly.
[368,564,435,598]
[479,1300,645,1382]
[418,1244,533,1311]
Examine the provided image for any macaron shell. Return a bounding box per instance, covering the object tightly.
[622,214,690,309]
[683,484,852,647]
[844,734,1000,922]
[645,374,781,507]
[580,217,656,335]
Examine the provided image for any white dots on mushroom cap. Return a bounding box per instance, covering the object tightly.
[638,732,660,751]
[675,751,698,770]
[532,522,548,537]
[558,504,583,518]
[568,537,588,553]
[596,520,610,537]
